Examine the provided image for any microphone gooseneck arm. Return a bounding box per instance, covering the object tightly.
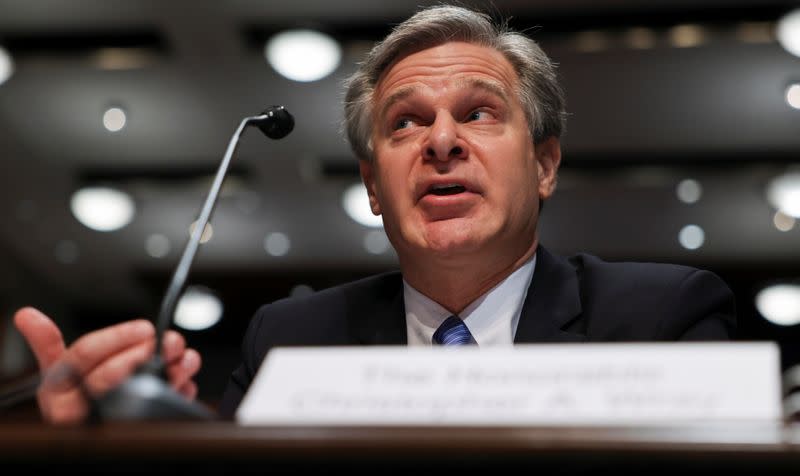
[153,114,265,363]
[151,107,293,369]
[90,106,293,421]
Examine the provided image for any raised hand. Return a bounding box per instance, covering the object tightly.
[13,307,201,425]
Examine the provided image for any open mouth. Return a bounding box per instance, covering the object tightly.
[427,184,467,196]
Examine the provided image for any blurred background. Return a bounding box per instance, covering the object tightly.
[0,0,799,410]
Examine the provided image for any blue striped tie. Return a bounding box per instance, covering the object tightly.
[432,315,476,345]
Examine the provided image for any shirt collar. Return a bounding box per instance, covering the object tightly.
[404,253,537,346]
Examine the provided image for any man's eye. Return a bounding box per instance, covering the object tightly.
[466,110,485,122]
[393,118,413,130]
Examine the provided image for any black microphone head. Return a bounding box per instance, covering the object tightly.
[255,105,294,139]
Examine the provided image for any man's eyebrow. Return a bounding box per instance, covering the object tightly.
[378,85,417,120]
[458,78,511,105]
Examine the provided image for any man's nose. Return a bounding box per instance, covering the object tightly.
[423,113,469,162]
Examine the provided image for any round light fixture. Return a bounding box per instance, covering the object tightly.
[0,46,13,86]
[676,179,702,204]
[755,284,800,326]
[189,221,214,244]
[70,186,135,232]
[786,83,800,110]
[145,233,171,258]
[103,107,127,132]
[364,230,391,255]
[678,224,705,250]
[265,29,341,82]
[766,172,800,218]
[668,24,706,48]
[777,9,800,58]
[342,183,383,228]
[174,286,223,331]
[264,232,291,256]
[773,211,796,232]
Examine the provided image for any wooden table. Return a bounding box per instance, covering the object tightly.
[1,421,798,473]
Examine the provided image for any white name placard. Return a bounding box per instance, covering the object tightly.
[235,342,782,426]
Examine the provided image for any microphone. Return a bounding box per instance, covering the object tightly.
[254,105,294,139]
[93,106,295,421]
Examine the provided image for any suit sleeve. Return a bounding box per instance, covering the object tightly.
[216,309,265,420]
[659,269,737,340]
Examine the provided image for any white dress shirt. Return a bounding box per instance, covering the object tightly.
[404,254,537,346]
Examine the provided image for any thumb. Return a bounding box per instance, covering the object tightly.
[13,307,67,372]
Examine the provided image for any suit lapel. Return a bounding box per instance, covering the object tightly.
[350,272,408,345]
[350,247,584,346]
[514,246,586,343]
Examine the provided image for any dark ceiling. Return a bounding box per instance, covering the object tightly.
[1,0,799,401]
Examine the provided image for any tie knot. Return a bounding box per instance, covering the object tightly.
[432,315,476,346]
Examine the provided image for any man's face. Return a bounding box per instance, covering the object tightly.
[360,41,560,268]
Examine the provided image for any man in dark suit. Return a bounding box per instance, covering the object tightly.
[13,4,735,425]
[217,247,734,417]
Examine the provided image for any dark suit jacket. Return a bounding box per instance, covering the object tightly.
[217,246,736,418]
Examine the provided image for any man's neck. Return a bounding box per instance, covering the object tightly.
[400,239,538,315]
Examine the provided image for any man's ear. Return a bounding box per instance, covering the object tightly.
[535,136,562,200]
[359,160,382,215]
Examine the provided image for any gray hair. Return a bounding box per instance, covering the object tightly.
[343,4,567,162]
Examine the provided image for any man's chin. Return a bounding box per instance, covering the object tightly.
[420,226,484,258]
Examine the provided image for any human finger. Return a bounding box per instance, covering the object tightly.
[176,380,198,401]
[13,307,66,371]
[80,339,156,396]
[37,388,90,425]
[66,319,155,376]
[161,330,187,363]
[166,348,201,390]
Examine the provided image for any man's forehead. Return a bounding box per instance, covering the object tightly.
[372,42,517,108]
[377,77,511,114]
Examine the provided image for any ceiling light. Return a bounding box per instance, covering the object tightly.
[773,210,796,232]
[265,29,341,82]
[343,183,383,228]
[363,230,391,255]
[678,224,705,250]
[174,286,223,331]
[0,46,13,86]
[91,48,158,70]
[735,22,774,44]
[755,284,800,326]
[668,24,706,48]
[786,83,800,110]
[103,107,127,132]
[189,221,214,244]
[145,233,171,258]
[70,186,135,232]
[574,31,610,53]
[264,232,291,256]
[624,27,657,50]
[777,8,800,57]
[766,172,800,218]
[676,179,702,204]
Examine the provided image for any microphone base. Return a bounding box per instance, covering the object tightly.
[94,372,216,422]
